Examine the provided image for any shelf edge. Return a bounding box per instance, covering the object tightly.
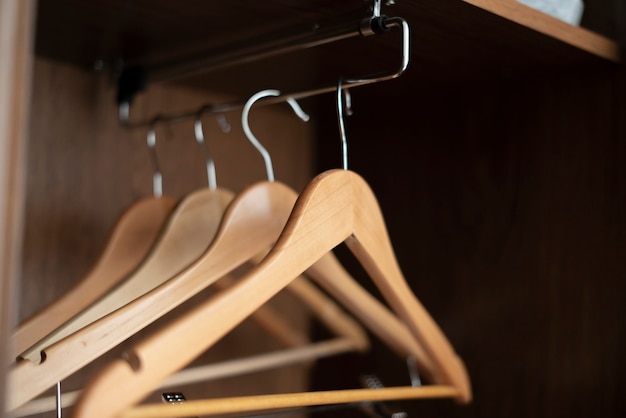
[463,0,621,62]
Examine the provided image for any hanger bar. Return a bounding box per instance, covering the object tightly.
[13,337,358,417]
[120,386,459,418]
[120,16,408,129]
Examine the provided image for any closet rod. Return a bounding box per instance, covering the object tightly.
[120,16,409,129]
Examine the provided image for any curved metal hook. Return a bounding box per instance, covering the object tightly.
[241,89,310,182]
[336,78,353,171]
[194,109,217,190]
[352,16,409,86]
[146,122,163,197]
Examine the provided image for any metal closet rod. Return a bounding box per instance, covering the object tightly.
[120,15,409,129]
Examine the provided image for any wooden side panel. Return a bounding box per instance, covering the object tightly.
[17,57,315,415]
[0,0,36,415]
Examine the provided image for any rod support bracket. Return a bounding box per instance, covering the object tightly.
[359,15,391,37]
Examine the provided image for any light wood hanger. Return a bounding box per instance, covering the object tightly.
[11,196,176,359]
[19,187,235,363]
[7,176,429,412]
[18,120,238,362]
[70,169,471,418]
[12,121,183,359]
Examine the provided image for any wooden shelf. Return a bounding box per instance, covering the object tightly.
[464,0,620,62]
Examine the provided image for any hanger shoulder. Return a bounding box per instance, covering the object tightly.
[19,189,234,363]
[347,170,471,402]
[11,196,176,358]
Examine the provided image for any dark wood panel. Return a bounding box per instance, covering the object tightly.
[312,60,626,417]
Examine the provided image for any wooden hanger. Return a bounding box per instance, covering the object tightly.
[12,122,183,359]
[18,187,235,363]
[18,120,237,362]
[70,169,471,418]
[11,195,176,359]
[7,178,427,411]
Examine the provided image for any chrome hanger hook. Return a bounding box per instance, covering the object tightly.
[336,78,353,170]
[241,89,310,182]
[56,381,62,418]
[146,122,164,198]
[372,0,382,18]
[194,109,217,190]
[406,356,422,387]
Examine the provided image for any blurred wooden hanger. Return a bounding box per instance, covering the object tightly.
[11,127,178,359]
[18,120,236,363]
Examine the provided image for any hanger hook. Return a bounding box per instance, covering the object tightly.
[336,78,353,170]
[372,0,382,18]
[56,381,62,418]
[241,89,310,182]
[194,108,218,190]
[406,356,422,387]
[146,121,163,197]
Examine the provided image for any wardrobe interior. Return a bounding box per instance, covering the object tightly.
[2,0,625,417]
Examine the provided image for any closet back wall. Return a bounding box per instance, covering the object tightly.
[19,57,316,415]
[313,63,626,417]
